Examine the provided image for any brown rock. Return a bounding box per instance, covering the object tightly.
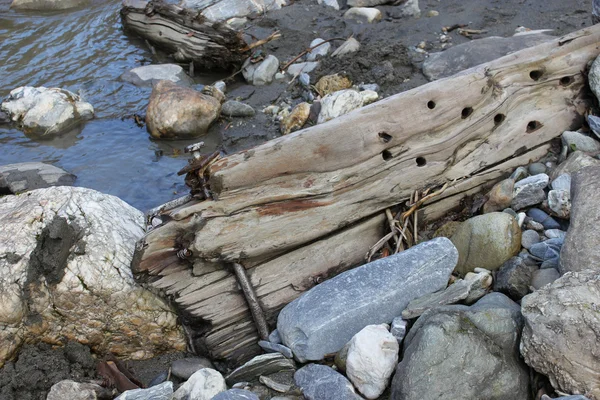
[315,74,352,96]
[281,102,311,135]
[146,80,221,140]
[483,178,514,213]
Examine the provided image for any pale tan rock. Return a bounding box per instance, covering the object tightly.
[483,178,515,213]
[146,80,221,140]
[281,102,311,135]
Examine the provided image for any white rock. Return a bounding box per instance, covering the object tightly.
[360,90,378,105]
[346,324,399,399]
[397,0,420,17]
[121,64,193,87]
[317,0,339,9]
[318,89,364,124]
[344,7,382,23]
[547,189,571,218]
[173,368,227,400]
[47,380,104,400]
[286,62,320,76]
[332,37,361,57]
[1,86,93,136]
[243,55,280,85]
[307,38,331,61]
[0,187,185,367]
[183,0,285,22]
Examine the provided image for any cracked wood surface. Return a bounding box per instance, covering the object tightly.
[133,24,600,366]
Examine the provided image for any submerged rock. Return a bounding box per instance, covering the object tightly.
[521,270,600,398]
[0,186,185,368]
[0,162,75,194]
[1,86,93,136]
[295,364,361,400]
[146,80,221,139]
[392,293,530,400]
[277,238,458,362]
[121,64,193,87]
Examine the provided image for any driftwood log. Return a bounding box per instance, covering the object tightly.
[120,0,247,69]
[133,24,600,367]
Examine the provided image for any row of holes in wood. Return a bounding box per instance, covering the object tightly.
[380,72,575,165]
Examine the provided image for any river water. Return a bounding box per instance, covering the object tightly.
[0,0,221,211]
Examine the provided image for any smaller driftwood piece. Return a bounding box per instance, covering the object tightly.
[132,24,600,367]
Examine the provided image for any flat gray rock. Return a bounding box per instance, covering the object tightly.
[222,100,256,117]
[295,364,361,400]
[560,166,600,273]
[392,293,529,400]
[423,34,554,80]
[277,237,458,362]
[0,162,75,194]
[550,151,600,180]
[225,353,296,386]
[116,382,173,400]
[212,389,260,400]
[121,64,194,87]
[562,131,600,154]
[402,279,471,319]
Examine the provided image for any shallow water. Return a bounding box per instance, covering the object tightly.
[0,0,221,211]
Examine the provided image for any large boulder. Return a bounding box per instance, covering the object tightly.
[1,86,93,136]
[0,186,185,368]
[10,0,88,10]
[423,33,553,80]
[0,162,75,194]
[560,166,600,274]
[277,237,458,362]
[145,80,221,139]
[392,293,530,400]
[521,270,600,398]
[450,212,521,276]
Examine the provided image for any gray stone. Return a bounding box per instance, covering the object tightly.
[331,38,360,57]
[529,238,563,263]
[503,208,518,219]
[294,364,361,400]
[1,86,93,136]
[222,101,256,117]
[521,229,540,249]
[463,271,493,304]
[306,38,331,61]
[493,256,537,300]
[525,219,545,231]
[450,213,521,276]
[148,371,169,387]
[359,83,380,92]
[587,114,600,139]
[269,329,282,344]
[317,0,339,9]
[298,73,310,87]
[422,34,553,80]
[560,166,600,274]
[10,0,88,10]
[47,380,105,400]
[121,64,193,87]
[540,259,559,270]
[116,382,173,400]
[212,389,260,400]
[526,208,560,230]
[547,189,570,218]
[543,396,591,400]
[391,293,530,400]
[530,268,559,289]
[277,238,458,362]
[528,162,547,175]
[287,62,320,76]
[259,374,293,393]
[588,54,600,105]
[390,317,408,344]
[483,178,514,214]
[0,162,75,194]
[551,173,572,193]
[243,55,280,85]
[550,151,600,180]
[510,166,529,182]
[317,89,364,124]
[258,340,294,358]
[173,368,227,400]
[402,279,471,319]
[512,173,549,210]
[225,353,295,385]
[544,229,566,240]
[171,357,214,380]
[521,270,600,398]
[562,131,600,154]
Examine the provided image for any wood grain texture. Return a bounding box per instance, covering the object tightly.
[133,24,600,366]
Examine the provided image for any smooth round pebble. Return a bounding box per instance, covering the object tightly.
[528,162,547,175]
[521,230,540,249]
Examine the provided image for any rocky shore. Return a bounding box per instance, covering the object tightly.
[2,0,600,399]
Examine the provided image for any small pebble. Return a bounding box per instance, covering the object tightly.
[503,208,518,218]
[147,371,169,388]
[359,83,380,92]
[214,81,226,93]
[391,317,408,344]
[517,212,526,227]
[510,167,528,182]
[521,230,540,249]
[525,220,545,231]
[528,162,547,175]
[298,73,310,87]
[426,10,439,17]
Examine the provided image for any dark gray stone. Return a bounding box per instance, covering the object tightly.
[171,357,214,380]
[531,268,559,289]
[116,382,173,400]
[560,166,600,274]
[587,114,600,139]
[392,293,529,400]
[529,238,563,263]
[212,389,260,400]
[422,34,553,80]
[295,364,361,400]
[512,174,549,210]
[526,208,560,230]
[225,353,295,386]
[493,256,537,300]
[0,162,76,194]
[540,259,559,270]
[522,270,600,397]
[277,238,458,362]
[222,100,256,117]
[258,340,294,358]
[147,371,169,387]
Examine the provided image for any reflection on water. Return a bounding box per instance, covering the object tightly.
[0,0,221,210]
